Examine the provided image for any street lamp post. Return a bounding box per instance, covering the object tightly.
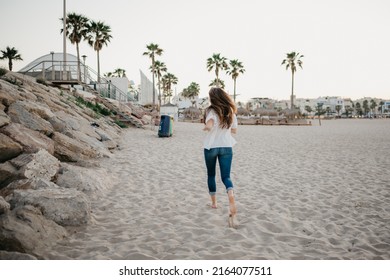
[50,51,54,80]
[82,55,87,84]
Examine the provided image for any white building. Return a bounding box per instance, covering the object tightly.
[138,69,156,106]
[160,103,179,121]
[106,77,130,102]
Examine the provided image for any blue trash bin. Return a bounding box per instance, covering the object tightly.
[158,115,171,137]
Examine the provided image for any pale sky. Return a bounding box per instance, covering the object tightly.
[1,0,390,102]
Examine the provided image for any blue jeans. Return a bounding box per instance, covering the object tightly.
[204,147,234,195]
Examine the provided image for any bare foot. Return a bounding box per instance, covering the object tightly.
[210,195,217,209]
[227,190,237,228]
[228,214,239,229]
[228,192,236,216]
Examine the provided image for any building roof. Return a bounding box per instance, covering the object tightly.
[18,53,78,72]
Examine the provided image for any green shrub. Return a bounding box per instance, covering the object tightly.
[36,78,47,85]
[100,107,111,116]
[75,96,112,116]
[114,120,127,128]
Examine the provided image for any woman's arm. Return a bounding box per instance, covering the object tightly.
[203,119,214,131]
[231,128,237,134]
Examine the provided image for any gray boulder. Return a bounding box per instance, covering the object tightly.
[11,149,59,181]
[0,205,67,254]
[0,250,38,260]
[0,196,10,214]
[11,185,91,226]
[52,132,99,162]
[56,163,112,200]
[8,101,54,136]
[0,149,59,189]
[0,103,10,128]
[0,178,57,198]
[0,133,23,163]
[0,123,55,155]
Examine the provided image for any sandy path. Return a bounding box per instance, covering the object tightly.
[42,120,390,259]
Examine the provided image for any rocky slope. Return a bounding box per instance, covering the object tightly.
[0,71,146,259]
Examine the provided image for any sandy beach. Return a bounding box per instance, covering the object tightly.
[40,119,390,260]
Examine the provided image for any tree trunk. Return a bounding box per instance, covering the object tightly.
[158,76,161,112]
[216,68,219,87]
[291,71,294,109]
[97,50,100,83]
[233,78,237,103]
[8,59,12,71]
[152,57,156,109]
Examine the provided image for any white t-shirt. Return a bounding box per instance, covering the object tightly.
[203,109,238,150]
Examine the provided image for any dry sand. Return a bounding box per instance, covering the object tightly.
[41,119,390,259]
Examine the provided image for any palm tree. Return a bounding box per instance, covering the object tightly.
[335,105,342,117]
[370,99,377,116]
[0,46,23,71]
[182,82,200,107]
[227,59,245,103]
[150,60,167,109]
[355,102,362,117]
[113,68,126,77]
[209,78,225,88]
[345,105,353,118]
[305,105,313,117]
[143,43,163,109]
[86,20,112,83]
[207,53,228,87]
[61,13,89,81]
[162,73,178,104]
[363,100,370,116]
[281,52,304,109]
[315,103,325,125]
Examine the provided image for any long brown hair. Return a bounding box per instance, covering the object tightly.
[206,87,237,129]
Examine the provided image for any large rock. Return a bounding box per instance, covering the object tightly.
[11,186,91,226]
[1,123,54,155]
[55,110,99,139]
[0,103,10,128]
[7,101,54,136]
[94,128,119,150]
[0,196,10,214]
[0,161,18,190]
[0,178,54,198]
[0,81,19,106]
[0,205,67,254]
[20,100,55,120]
[0,250,37,260]
[0,150,59,189]
[48,115,72,134]
[52,132,99,162]
[56,163,112,200]
[67,130,111,158]
[10,149,59,181]
[0,133,23,163]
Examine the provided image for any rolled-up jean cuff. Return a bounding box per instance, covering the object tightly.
[226,187,234,193]
[209,192,216,196]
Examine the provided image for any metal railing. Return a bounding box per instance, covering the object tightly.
[19,60,128,102]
